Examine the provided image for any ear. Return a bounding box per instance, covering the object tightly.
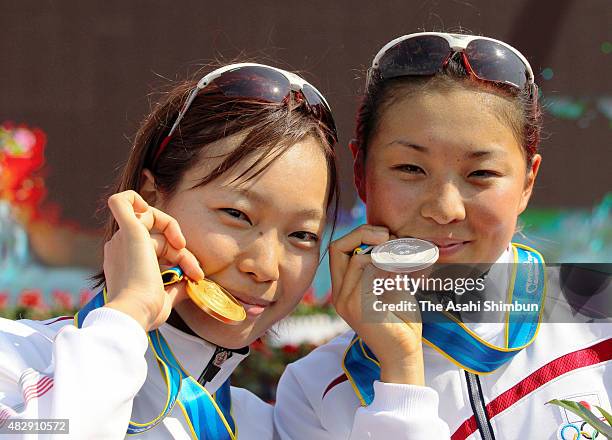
[139,169,159,206]
[349,139,367,203]
[517,154,542,214]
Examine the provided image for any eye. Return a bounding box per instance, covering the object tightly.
[221,208,252,225]
[393,164,426,175]
[290,231,320,245]
[469,170,501,178]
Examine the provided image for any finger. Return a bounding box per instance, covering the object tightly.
[332,224,390,255]
[329,225,389,299]
[107,191,149,233]
[335,254,373,305]
[150,234,204,280]
[136,206,186,250]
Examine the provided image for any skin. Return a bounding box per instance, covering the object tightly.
[331,87,541,384]
[105,134,330,349]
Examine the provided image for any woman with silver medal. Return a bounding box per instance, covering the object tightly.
[0,62,339,439]
[274,33,611,439]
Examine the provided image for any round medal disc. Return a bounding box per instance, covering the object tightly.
[371,238,439,273]
[186,278,246,325]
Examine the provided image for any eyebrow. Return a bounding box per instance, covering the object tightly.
[231,187,325,219]
[466,150,507,159]
[387,140,429,153]
[388,140,506,159]
[232,187,267,204]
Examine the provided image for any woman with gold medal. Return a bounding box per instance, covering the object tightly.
[0,62,339,439]
[274,33,612,439]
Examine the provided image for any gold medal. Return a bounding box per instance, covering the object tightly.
[161,266,246,325]
[185,278,246,325]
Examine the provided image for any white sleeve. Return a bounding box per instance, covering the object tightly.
[274,365,336,440]
[0,308,149,439]
[230,387,274,439]
[350,381,450,439]
[274,367,450,439]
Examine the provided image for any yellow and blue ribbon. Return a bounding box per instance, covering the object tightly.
[343,243,547,406]
[74,267,236,439]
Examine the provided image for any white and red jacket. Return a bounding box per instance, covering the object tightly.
[274,247,611,439]
[0,308,272,439]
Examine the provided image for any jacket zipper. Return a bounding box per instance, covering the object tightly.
[465,371,496,440]
[197,346,232,386]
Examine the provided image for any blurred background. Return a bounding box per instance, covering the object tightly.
[1,0,610,399]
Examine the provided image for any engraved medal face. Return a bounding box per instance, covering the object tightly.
[186,278,246,325]
[371,238,439,273]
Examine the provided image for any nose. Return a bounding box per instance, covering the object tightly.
[237,231,281,283]
[420,181,466,225]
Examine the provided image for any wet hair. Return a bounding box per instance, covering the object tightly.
[355,53,542,164]
[92,65,339,287]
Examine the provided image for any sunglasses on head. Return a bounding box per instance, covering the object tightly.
[367,32,537,97]
[153,63,337,163]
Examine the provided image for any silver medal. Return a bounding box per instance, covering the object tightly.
[370,238,439,273]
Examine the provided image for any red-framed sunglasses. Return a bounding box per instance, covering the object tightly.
[367,32,537,98]
[153,63,337,163]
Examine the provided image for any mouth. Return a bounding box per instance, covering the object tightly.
[228,291,274,317]
[420,238,472,256]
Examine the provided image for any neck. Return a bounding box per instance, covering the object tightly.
[166,309,199,338]
[165,309,249,355]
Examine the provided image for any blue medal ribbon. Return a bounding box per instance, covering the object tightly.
[74,266,236,439]
[343,243,547,406]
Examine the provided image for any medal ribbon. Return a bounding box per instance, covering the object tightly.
[74,268,236,440]
[343,243,547,406]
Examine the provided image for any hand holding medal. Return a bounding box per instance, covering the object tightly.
[102,190,206,331]
[102,190,245,330]
[330,224,439,386]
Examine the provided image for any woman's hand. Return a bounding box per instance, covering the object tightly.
[330,225,425,385]
[103,190,204,332]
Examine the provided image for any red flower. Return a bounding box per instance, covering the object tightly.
[281,344,299,355]
[1,123,47,207]
[0,292,9,309]
[52,290,74,310]
[250,338,274,358]
[18,289,45,309]
[301,287,316,305]
[251,338,266,352]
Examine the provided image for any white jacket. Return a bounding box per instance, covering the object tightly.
[0,308,272,439]
[274,247,611,439]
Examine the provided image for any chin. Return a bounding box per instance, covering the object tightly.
[195,318,263,349]
[202,323,252,348]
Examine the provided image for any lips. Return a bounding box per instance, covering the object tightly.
[226,290,270,306]
[427,238,471,248]
[226,290,274,317]
[413,237,472,258]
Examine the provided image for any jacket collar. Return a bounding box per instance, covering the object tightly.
[152,322,249,394]
[460,245,514,343]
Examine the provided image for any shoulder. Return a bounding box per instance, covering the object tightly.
[229,386,273,438]
[274,332,365,437]
[283,331,353,381]
[278,331,356,404]
[0,316,74,379]
[0,315,74,348]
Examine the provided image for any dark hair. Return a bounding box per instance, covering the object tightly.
[93,65,339,287]
[355,53,542,164]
